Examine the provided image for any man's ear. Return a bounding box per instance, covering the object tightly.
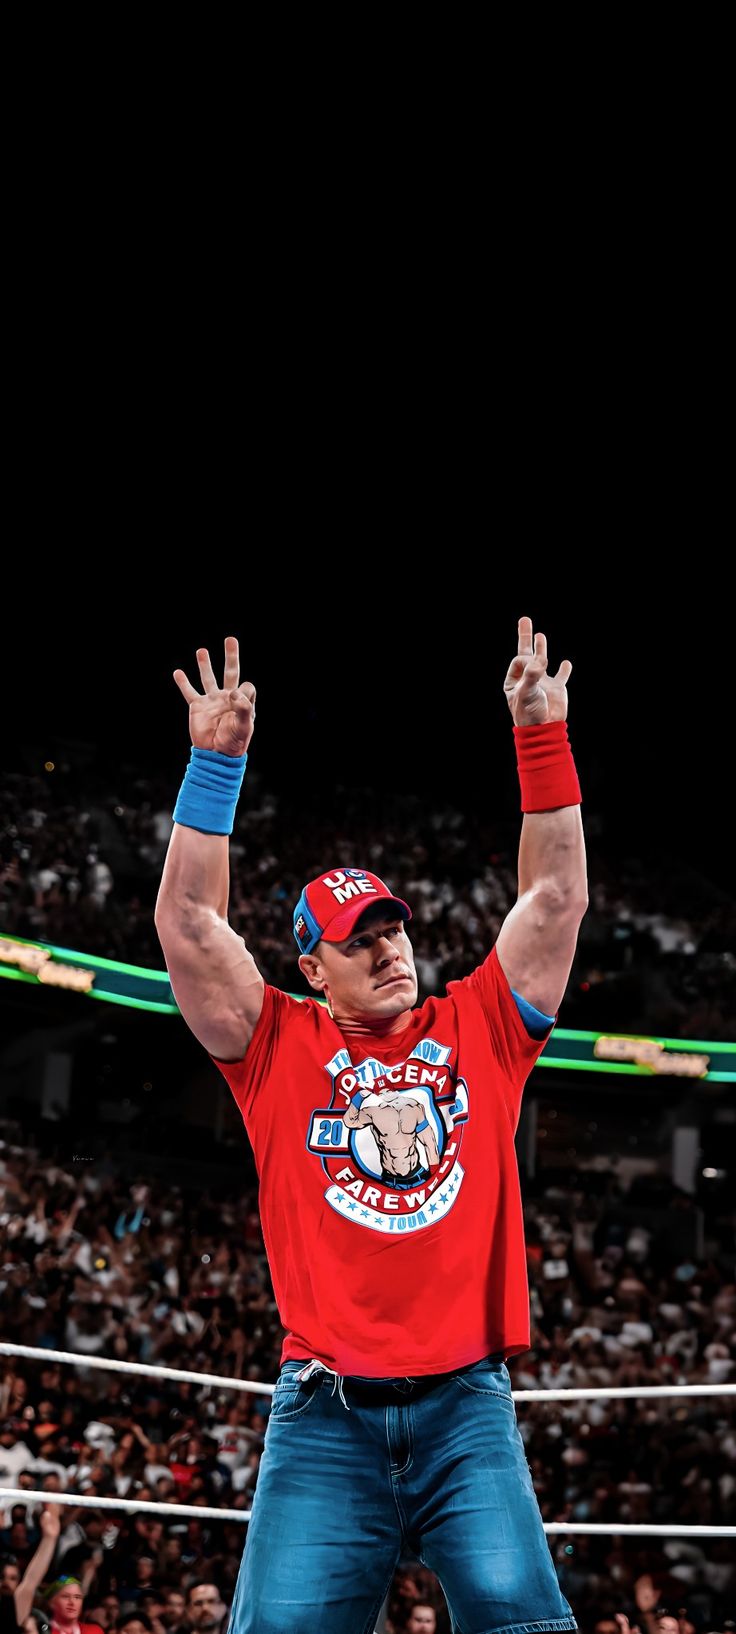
[298,953,326,993]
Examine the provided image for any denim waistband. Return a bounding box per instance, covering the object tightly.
[293,1352,507,1412]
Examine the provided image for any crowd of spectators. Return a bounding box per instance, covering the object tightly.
[1,1136,733,1632]
[1,765,734,1037]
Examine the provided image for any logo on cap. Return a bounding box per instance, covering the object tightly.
[292,869,411,956]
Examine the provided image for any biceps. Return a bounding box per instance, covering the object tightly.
[158,913,265,1060]
[495,887,586,1016]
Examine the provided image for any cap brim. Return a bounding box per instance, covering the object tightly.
[320,896,412,944]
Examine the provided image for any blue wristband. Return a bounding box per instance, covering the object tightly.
[173,746,247,836]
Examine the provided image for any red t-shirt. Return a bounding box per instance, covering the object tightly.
[50,1623,104,1634]
[211,944,554,1377]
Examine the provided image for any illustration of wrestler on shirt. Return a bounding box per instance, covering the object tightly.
[307,1038,469,1231]
[344,1089,441,1187]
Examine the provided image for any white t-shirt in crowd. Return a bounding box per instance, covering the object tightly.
[208,1424,259,1471]
[0,1437,35,1481]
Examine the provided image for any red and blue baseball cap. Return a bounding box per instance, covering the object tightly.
[293,869,412,955]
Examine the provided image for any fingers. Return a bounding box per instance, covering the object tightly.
[228,686,256,712]
[173,668,199,704]
[554,658,573,684]
[229,682,256,719]
[519,652,548,693]
[519,631,548,691]
[503,655,527,690]
[196,648,218,694]
[518,615,533,655]
[177,650,253,709]
[223,635,240,693]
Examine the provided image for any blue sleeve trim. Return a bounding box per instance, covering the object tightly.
[511,987,556,1039]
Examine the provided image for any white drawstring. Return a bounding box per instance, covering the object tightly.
[295,1357,351,1411]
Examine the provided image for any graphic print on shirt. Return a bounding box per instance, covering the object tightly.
[306,1037,469,1235]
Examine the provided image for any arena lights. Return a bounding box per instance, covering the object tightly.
[1,932,734,1080]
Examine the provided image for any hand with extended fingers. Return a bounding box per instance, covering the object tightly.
[173,637,256,758]
[503,615,573,726]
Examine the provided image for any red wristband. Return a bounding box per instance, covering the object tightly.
[513,720,582,813]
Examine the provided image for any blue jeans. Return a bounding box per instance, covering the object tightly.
[227,1352,578,1634]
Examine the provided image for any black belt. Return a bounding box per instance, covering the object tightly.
[332,1351,506,1406]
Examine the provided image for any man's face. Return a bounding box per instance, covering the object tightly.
[406,1608,437,1634]
[187,1588,222,1627]
[299,913,418,1022]
[164,1593,185,1625]
[1,1565,20,1594]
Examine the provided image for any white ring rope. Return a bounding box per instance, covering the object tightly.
[0,1342,274,1395]
[0,1488,732,1537]
[513,1383,736,1400]
[0,1487,249,1522]
[3,1343,734,1402]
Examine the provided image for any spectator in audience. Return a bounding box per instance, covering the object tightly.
[1,1564,21,1597]
[185,1585,228,1634]
[114,1617,150,1634]
[400,1603,438,1634]
[42,1574,104,1634]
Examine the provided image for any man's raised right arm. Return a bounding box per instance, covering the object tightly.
[154,637,264,1063]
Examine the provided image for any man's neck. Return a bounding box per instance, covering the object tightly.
[335,1010,412,1041]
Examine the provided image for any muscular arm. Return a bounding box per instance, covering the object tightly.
[155,827,264,1062]
[344,1090,389,1128]
[416,1120,440,1170]
[344,1102,372,1127]
[495,806,588,1018]
[154,640,264,1063]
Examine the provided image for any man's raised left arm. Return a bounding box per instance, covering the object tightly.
[494,616,588,1019]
